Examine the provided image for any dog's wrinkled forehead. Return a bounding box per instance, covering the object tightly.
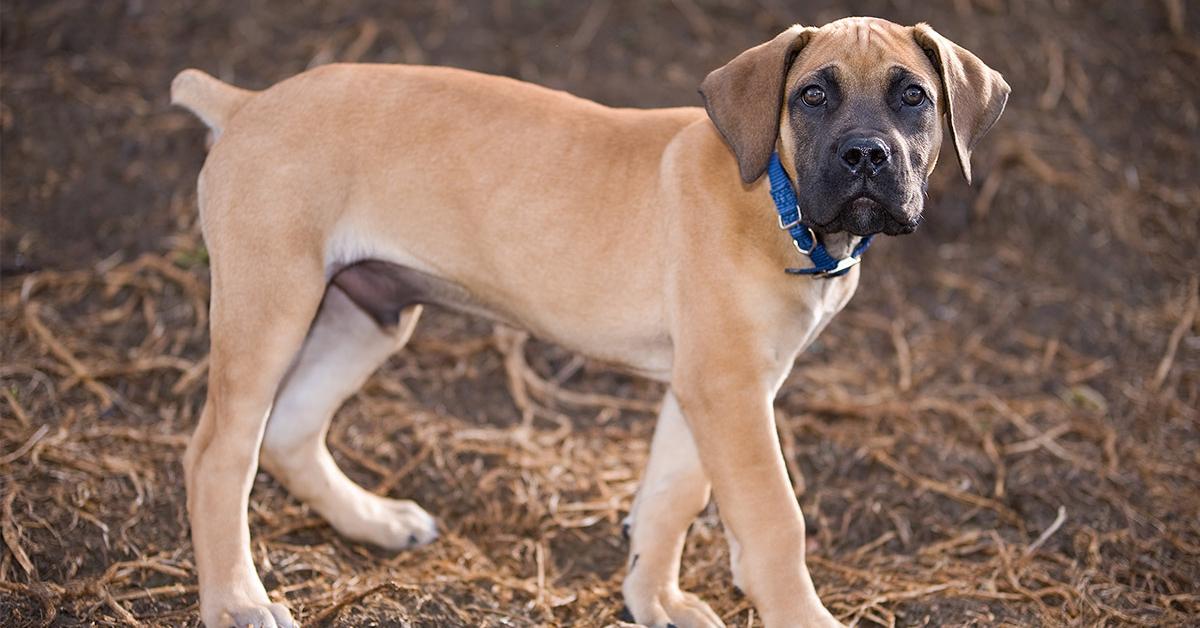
[790,18,938,94]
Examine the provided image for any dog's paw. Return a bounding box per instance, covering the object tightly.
[336,495,438,551]
[622,588,724,628]
[210,601,296,628]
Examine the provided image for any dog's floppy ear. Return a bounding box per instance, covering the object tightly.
[700,26,818,184]
[912,23,1010,185]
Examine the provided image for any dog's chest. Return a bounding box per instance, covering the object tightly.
[787,269,861,356]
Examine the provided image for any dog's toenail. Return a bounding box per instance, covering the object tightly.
[408,533,418,546]
[617,605,634,622]
[621,522,630,540]
[732,585,744,597]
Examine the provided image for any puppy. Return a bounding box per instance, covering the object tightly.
[172,16,1007,628]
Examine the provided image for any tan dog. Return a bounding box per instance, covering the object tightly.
[172,17,1007,628]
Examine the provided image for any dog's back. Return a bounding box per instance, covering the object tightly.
[171,64,705,375]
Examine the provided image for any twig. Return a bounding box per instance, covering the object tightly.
[569,0,611,52]
[669,0,714,41]
[890,320,912,392]
[534,540,546,609]
[2,388,31,427]
[101,586,142,625]
[341,19,379,63]
[0,424,50,465]
[873,450,1023,526]
[1163,0,1185,36]
[111,583,197,602]
[23,302,114,408]
[170,354,209,395]
[495,326,537,429]
[309,581,418,624]
[1151,276,1198,392]
[1,489,35,578]
[1039,40,1065,111]
[982,429,1007,498]
[496,326,659,417]
[1025,506,1068,556]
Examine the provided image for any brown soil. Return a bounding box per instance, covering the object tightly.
[2,1,1198,626]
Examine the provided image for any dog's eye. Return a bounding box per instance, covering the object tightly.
[902,85,926,107]
[800,85,826,107]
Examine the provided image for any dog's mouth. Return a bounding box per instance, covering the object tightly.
[813,195,918,237]
[846,196,882,228]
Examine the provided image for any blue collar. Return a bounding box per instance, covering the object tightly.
[767,152,873,278]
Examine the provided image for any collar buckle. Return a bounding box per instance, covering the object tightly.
[809,254,862,278]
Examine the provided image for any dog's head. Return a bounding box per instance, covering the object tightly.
[700,17,1009,236]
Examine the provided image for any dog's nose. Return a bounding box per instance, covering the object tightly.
[839,137,890,177]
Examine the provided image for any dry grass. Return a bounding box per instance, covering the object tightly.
[2,0,1199,626]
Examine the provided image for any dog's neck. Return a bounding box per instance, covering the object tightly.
[817,231,860,259]
[765,153,872,278]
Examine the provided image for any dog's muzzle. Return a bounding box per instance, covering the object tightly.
[817,195,916,237]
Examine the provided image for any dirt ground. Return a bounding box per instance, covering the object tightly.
[2,1,1198,626]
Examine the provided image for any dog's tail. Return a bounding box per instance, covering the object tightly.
[170,69,254,139]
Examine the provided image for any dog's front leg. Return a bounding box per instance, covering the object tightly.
[622,392,723,628]
[671,329,841,628]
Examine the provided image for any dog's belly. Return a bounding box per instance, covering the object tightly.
[331,259,675,380]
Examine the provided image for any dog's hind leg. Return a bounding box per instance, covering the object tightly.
[259,284,436,551]
[621,392,724,628]
[186,246,326,628]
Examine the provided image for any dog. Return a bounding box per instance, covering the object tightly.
[171,16,1008,628]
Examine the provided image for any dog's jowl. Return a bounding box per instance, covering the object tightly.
[173,16,1007,628]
